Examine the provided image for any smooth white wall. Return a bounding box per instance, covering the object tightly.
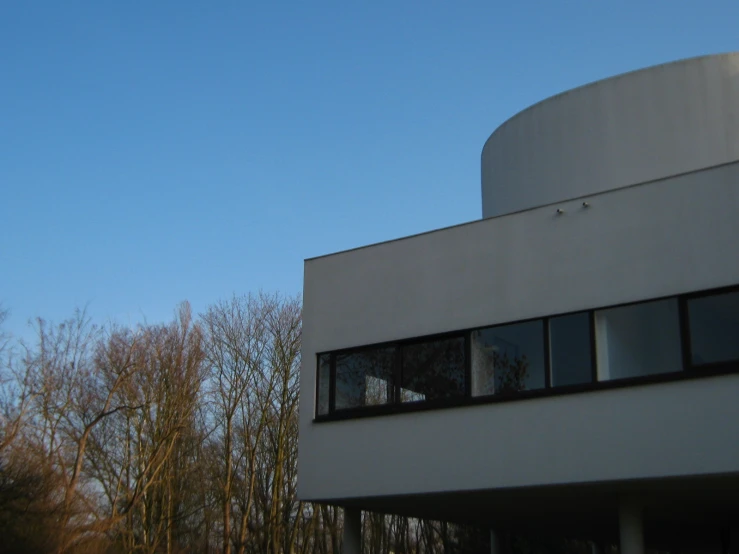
[300,374,739,501]
[481,53,739,218]
[299,161,739,501]
[303,162,739,355]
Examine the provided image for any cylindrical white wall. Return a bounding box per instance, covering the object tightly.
[481,53,739,218]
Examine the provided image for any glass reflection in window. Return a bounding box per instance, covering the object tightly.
[401,337,465,402]
[471,321,545,395]
[594,299,681,381]
[549,313,593,387]
[335,347,395,410]
[316,354,331,415]
[687,291,739,366]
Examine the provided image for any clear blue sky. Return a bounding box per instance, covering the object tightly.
[1,1,737,338]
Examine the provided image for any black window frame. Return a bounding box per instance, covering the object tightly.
[399,335,467,405]
[333,345,397,411]
[314,284,739,422]
[470,318,550,397]
[681,287,739,373]
[546,311,596,389]
[315,353,332,417]
[591,297,683,383]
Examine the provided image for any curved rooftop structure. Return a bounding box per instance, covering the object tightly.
[481,52,739,218]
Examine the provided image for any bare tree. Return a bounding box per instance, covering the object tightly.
[118,302,206,554]
[1,295,528,554]
[0,305,31,456]
[201,294,272,554]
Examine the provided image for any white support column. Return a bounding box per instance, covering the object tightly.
[342,507,361,554]
[722,525,739,554]
[619,499,644,554]
[490,530,500,554]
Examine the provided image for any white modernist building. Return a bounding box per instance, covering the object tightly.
[298,53,739,553]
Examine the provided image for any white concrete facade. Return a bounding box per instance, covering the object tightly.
[298,53,739,549]
[300,161,739,500]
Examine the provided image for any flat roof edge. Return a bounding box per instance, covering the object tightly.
[304,158,739,263]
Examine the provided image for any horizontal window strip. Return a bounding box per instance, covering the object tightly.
[314,285,739,420]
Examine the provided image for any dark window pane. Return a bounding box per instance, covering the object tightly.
[316,354,331,416]
[688,291,739,366]
[335,348,395,410]
[401,337,465,402]
[549,313,593,387]
[471,321,545,395]
[595,299,681,381]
